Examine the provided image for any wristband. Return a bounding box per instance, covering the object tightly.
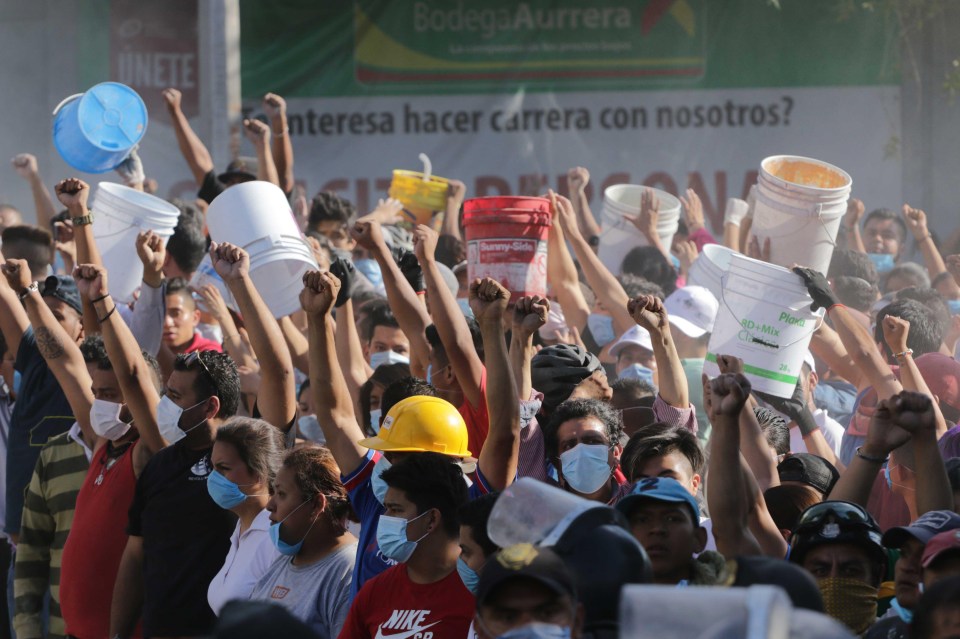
[18,281,39,302]
[855,446,889,464]
[795,407,819,437]
[90,292,110,303]
[72,212,94,226]
[97,304,118,323]
[826,302,845,311]
[893,348,914,360]
[587,235,600,248]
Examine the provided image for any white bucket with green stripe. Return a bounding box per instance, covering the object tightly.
[702,253,824,398]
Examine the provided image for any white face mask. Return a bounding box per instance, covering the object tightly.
[369,408,382,432]
[89,399,132,441]
[297,414,325,443]
[369,350,410,370]
[156,395,208,444]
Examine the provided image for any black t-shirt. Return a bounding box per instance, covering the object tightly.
[128,442,237,637]
[864,615,909,639]
[198,170,227,204]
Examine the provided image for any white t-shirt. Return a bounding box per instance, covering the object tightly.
[788,409,843,457]
[208,508,279,614]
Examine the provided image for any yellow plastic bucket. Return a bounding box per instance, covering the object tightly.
[388,169,450,225]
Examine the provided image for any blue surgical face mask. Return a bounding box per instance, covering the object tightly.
[297,415,325,443]
[12,370,21,396]
[559,443,612,495]
[867,252,896,274]
[457,298,475,319]
[370,349,410,370]
[355,259,384,293]
[371,455,391,504]
[889,597,913,624]
[457,557,480,594]
[376,510,431,563]
[269,499,318,556]
[947,299,960,316]
[669,253,681,270]
[369,408,382,432]
[587,313,615,346]
[498,623,572,639]
[207,470,264,510]
[619,363,655,385]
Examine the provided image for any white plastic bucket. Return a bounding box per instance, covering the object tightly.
[92,182,180,304]
[206,181,318,318]
[487,477,603,549]
[702,253,823,397]
[687,243,738,301]
[598,185,681,274]
[751,155,852,275]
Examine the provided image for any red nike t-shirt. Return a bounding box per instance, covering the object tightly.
[338,564,474,639]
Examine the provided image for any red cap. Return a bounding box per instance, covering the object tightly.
[921,529,960,568]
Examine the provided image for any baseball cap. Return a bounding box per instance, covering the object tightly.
[915,353,960,418]
[881,510,960,548]
[921,529,960,568]
[664,286,718,338]
[615,476,700,522]
[777,453,840,495]
[476,543,577,606]
[727,555,824,612]
[41,275,82,314]
[609,325,653,358]
[531,344,601,415]
[217,156,259,183]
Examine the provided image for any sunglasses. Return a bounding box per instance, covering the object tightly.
[795,501,874,530]
[183,351,214,383]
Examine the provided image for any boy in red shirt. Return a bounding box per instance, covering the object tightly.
[339,453,473,639]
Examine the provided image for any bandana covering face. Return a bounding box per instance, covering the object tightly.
[818,577,878,634]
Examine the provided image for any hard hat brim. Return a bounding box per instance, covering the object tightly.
[357,435,470,457]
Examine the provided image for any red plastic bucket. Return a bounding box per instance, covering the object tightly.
[463,197,552,302]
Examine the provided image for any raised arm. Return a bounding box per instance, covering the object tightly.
[77,263,165,472]
[441,180,466,241]
[2,259,96,448]
[278,315,309,375]
[0,249,29,357]
[625,189,670,261]
[567,167,601,243]
[903,205,960,297]
[881,315,948,438]
[55,178,103,335]
[722,197,749,252]
[510,296,549,399]
[242,119,280,187]
[263,93,295,193]
[809,321,863,389]
[887,391,955,514]
[628,295,689,409]
[551,191,634,337]
[212,242,296,431]
[11,153,57,223]
[303,270,366,474]
[162,88,214,186]
[129,231,166,357]
[414,224,484,407]
[197,284,259,371]
[546,195,589,333]
[716,355,778,490]
[471,278,519,491]
[842,198,867,254]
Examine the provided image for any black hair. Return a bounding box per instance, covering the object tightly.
[544,398,624,460]
[435,235,465,269]
[165,277,196,310]
[828,248,879,285]
[831,276,879,312]
[425,320,484,366]
[910,575,960,639]
[381,376,438,419]
[308,191,356,228]
[457,492,500,558]
[620,246,677,296]
[166,201,207,275]
[874,298,944,360]
[173,350,240,418]
[763,484,823,535]
[883,263,930,292]
[380,452,469,538]
[863,208,907,242]
[216,416,286,486]
[351,289,382,308]
[359,362,412,434]
[617,274,665,301]
[363,301,400,343]
[1,225,54,275]
[0,330,6,359]
[282,446,353,535]
[620,422,705,482]
[754,406,790,456]
[79,334,107,364]
[896,286,951,337]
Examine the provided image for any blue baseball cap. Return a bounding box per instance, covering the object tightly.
[616,476,700,522]
[41,275,82,315]
[882,510,960,549]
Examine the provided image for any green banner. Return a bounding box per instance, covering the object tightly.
[240,0,898,98]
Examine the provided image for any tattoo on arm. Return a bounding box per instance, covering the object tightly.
[35,326,65,360]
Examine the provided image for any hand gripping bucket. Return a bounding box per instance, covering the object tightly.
[751,155,852,275]
[189,255,239,314]
[599,185,681,274]
[207,181,318,319]
[52,82,148,174]
[462,197,551,303]
[92,183,180,304]
[702,253,824,398]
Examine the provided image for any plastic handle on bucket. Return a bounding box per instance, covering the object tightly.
[418,153,432,182]
[52,93,84,116]
[718,273,825,350]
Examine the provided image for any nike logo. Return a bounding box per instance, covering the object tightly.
[374,620,439,639]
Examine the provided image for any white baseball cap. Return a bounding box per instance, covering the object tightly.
[609,325,653,357]
[665,286,719,338]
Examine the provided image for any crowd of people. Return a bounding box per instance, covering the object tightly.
[0,87,959,639]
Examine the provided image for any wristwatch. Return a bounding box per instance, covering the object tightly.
[18,281,39,302]
[72,211,94,226]
[587,234,600,248]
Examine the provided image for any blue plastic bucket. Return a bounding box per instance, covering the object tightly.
[52,82,148,174]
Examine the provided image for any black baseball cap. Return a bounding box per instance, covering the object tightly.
[41,275,82,315]
[476,543,577,606]
[217,156,258,183]
[727,555,824,612]
[777,453,840,495]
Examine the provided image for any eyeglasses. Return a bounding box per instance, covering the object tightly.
[183,351,214,383]
[795,501,875,530]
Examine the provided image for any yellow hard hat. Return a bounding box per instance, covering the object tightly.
[357,395,471,457]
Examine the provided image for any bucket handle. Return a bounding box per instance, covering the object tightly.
[52,93,83,117]
[753,189,840,248]
[718,273,825,351]
[418,153,432,182]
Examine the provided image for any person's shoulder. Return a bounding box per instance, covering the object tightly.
[863,615,908,639]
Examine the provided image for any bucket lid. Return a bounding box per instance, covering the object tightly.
[77,83,148,151]
[464,196,550,214]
